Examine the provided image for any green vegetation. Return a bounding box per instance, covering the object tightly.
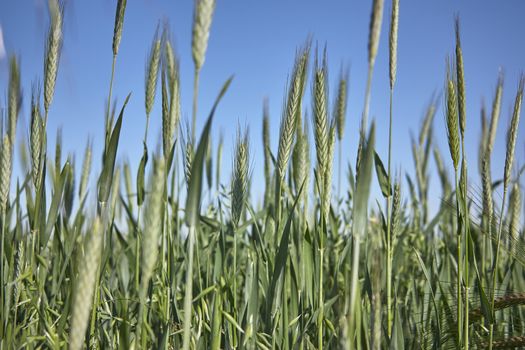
[1,0,524,348]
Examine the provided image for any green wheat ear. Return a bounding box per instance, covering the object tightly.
[79,138,92,201]
[445,63,460,171]
[312,50,328,189]
[231,127,249,227]
[141,157,166,292]
[368,0,384,68]
[262,99,272,197]
[455,17,467,140]
[112,0,127,57]
[389,0,399,90]
[30,89,43,189]
[504,77,524,188]
[334,67,349,142]
[0,135,12,215]
[508,182,521,251]
[44,0,63,116]
[192,0,216,72]
[69,218,103,350]
[145,29,161,117]
[276,43,310,183]
[8,55,21,153]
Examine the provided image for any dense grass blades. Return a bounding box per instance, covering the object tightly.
[1,1,524,349]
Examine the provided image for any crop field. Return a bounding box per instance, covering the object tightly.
[0,0,524,349]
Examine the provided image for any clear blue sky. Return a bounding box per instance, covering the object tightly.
[1,0,524,208]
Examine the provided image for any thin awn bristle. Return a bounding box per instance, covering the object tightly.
[112,0,127,57]
[389,0,399,90]
[44,0,63,115]
[470,292,525,321]
[192,0,216,72]
[434,146,450,193]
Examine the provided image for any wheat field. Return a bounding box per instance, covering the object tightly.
[1,0,524,349]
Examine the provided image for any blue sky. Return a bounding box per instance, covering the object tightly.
[1,0,524,209]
